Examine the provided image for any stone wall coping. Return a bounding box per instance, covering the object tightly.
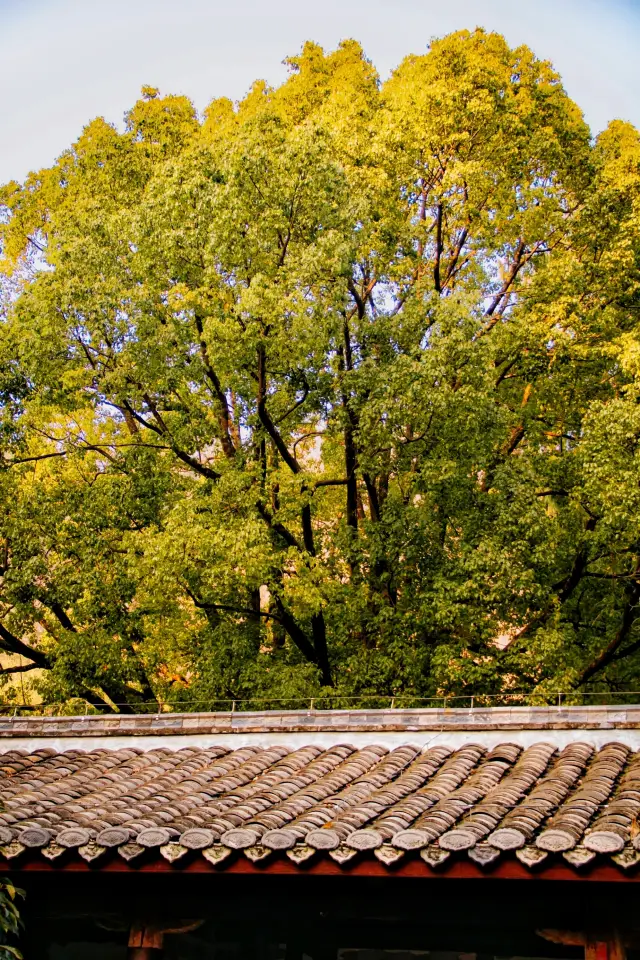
[1,704,639,738]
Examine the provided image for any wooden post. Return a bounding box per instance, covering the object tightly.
[586,942,610,960]
[128,922,164,959]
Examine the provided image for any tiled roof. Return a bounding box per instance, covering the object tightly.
[1,737,640,872]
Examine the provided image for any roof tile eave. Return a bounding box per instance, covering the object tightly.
[1,733,640,876]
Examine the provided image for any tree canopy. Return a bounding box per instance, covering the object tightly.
[1,30,640,712]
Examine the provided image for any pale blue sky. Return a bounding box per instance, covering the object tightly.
[1,0,639,185]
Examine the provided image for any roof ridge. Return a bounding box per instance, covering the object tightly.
[1,704,640,738]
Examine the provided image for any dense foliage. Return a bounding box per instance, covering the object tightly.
[1,30,640,711]
[0,879,23,959]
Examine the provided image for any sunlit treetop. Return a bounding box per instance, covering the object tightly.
[0,30,639,712]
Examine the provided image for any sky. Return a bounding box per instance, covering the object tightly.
[1,0,640,186]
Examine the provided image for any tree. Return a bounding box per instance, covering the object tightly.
[1,30,639,711]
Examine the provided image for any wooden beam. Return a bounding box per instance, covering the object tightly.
[539,928,628,960]
[5,853,640,882]
[127,918,202,958]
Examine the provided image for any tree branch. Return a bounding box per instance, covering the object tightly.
[194,312,236,460]
[275,380,310,425]
[256,346,300,474]
[433,202,443,293]
[121,400,164,436]
[121,397,221,480]
[578,580,640,685]
[484,239,526,319]
[0,622,50,668]
[255,502,302,551]
[44,601,76,633]
[313,478,349,488]
[272,596,328,679]
[189,591,281,622]
[362,472,381,523]
[2,451,67,468]
[338,320,358,533]
[292,431,324,454]
[553,515,597,603]
[172,449,221,481]
[0,663,39,676]
[347,276,377,321]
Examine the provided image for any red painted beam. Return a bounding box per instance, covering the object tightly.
[1,853,637,882]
